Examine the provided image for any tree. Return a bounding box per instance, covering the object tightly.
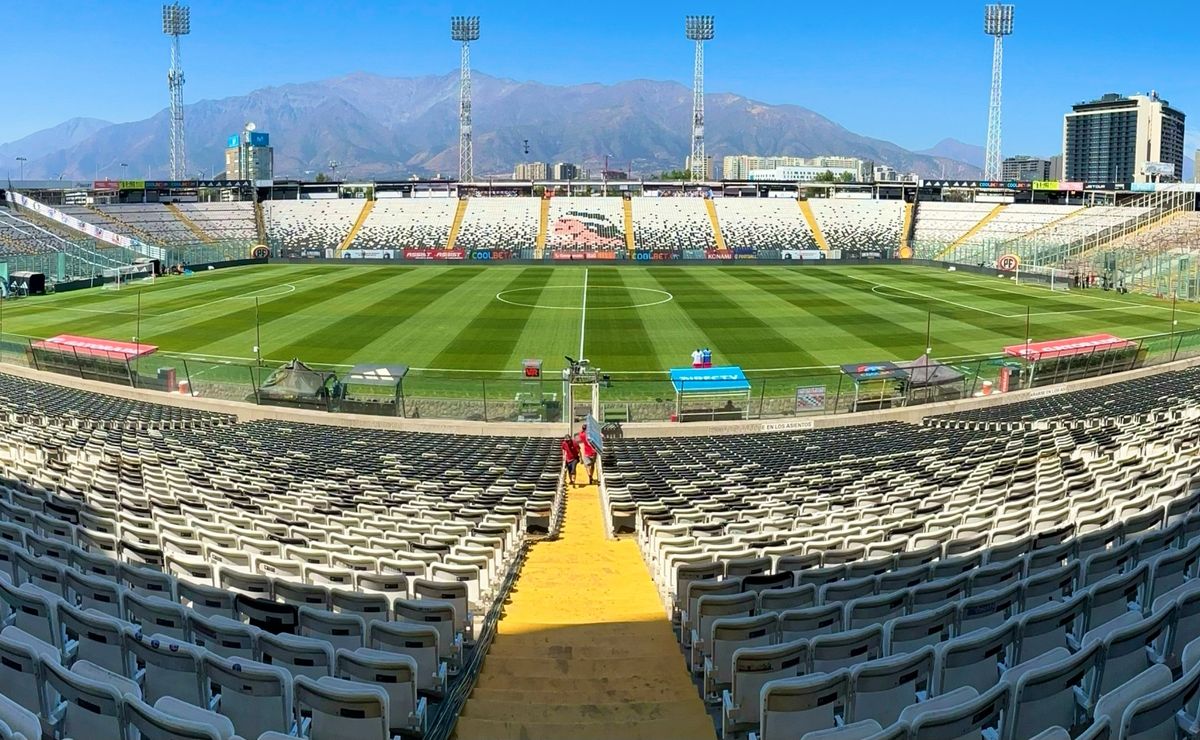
[812,170,838,183]
[658,169,690,180]
[314,172,330,183]
[837,172,855,183]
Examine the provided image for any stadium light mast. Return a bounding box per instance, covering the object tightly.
[163,3,190,181]
[451,16,480,184]
[685,15,714,182]
[982,4,1013,181]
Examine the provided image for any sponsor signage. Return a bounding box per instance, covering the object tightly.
[551,250,617,260]
[705,251,734,260]
[341,249,395,259]
[840,361,907,381]
[1003,333,1135,361]
[92,180,120,191]
[670,365,752,393]
[1061,181,1084,191]
[227,135,240,148]
[32,334,158,360]
[119,180,147,190]
[402,249,466,260]
[470,250,511,261]
[996,253,1021,271]
[762,419,815,432]
[794,385,827,413]
[248,132,269,147]
[782,250,828,260]
[1032,180,1059,190]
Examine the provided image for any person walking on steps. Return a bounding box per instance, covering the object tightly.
[561,434,581,487]
[576,424,597,485]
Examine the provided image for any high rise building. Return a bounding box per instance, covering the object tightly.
[1063,92,1186,183]
[1001,155,1051,181]
[1048,154,1064,180]
[513,162,550,180]
[552,162,580,180]
[724,154,870,181]
[224,129,273,181]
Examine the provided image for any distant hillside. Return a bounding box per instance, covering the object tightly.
[6,72,980,180]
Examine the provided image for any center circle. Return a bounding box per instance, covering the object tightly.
[495,285,674,310]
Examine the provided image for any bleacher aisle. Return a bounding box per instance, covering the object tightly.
[452,475,714,740]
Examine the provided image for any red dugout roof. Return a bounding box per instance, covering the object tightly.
[32,334,158,360]
[1003,333,1135,362]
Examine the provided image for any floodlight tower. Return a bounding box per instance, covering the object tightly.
[451,16,480,183]
[163,2,190,180]
[685,15,714,182]
[983,4,1014,181]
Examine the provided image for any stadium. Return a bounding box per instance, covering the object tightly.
[4,3,1200,740]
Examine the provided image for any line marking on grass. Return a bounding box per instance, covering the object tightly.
[853,277,1010,317]
[956,277,1200,317]
[494,284,673,310]
[579,267,588,358]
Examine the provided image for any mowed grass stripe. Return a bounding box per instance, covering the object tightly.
[583,267,660,370]
[762,267,979,358]
[801,268,1009,352]
[5,266,334,341]
[161,267,398,355]
[429,267,557,369]
[647,267,821,368]
[271,268,483,365]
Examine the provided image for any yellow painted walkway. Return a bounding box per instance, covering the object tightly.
[453,477,715,740]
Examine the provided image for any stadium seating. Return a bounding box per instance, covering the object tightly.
[264,199,363,252]
[545,197,628,252]
[715,198,818,251]
[354,198,458,250]
[809,199,904,252]
[173,202,259,242]
[0,210,73,257]
[953,204,1079,249]
[96,204,196,244]
[910,202,998,251]
[631,196,718,251]
[454,197,539,251]
[601,361,1200,739]
[0,369,564,739]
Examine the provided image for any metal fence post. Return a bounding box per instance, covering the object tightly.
[481,379,488,422]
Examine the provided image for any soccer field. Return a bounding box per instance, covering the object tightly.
[6,263,1199,376]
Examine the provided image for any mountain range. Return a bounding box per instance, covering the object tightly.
[3,71,984,181]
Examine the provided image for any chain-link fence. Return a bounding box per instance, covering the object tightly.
[11,325,1200,423]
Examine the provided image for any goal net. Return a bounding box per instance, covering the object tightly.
[101,264,155,290]
[1014,263,1072,291]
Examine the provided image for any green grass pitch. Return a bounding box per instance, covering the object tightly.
[5,263,1198,377]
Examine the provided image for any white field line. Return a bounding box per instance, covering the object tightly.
[578,267,588,358]
[841,273,1010,317]
[956,278,1200,317]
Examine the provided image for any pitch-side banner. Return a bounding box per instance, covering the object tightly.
[4,191,165,260]
[402,249,466,260]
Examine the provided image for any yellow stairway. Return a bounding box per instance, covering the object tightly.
[704,199,727,251]
[899,202,915,257]
[165,202,215,243]
[623,198,636,256]
[446,198,469,250]
[798,199,830,251]
[335,200,375,256]
[453,478,714,740]
[935,203,1006,260]
[534,197,551,258]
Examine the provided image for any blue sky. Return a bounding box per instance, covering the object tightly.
[4,0,1199,159]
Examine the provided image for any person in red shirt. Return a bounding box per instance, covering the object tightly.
[576,424,597,485]
[560,435,580,487]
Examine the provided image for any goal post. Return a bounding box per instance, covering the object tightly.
[101,264,155,290]
[1014,263,1072,291]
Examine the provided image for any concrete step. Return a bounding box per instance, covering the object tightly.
[452,716,717,740]
[466,682,697,705]
[475,655,694,681]
[460,698,706,724]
